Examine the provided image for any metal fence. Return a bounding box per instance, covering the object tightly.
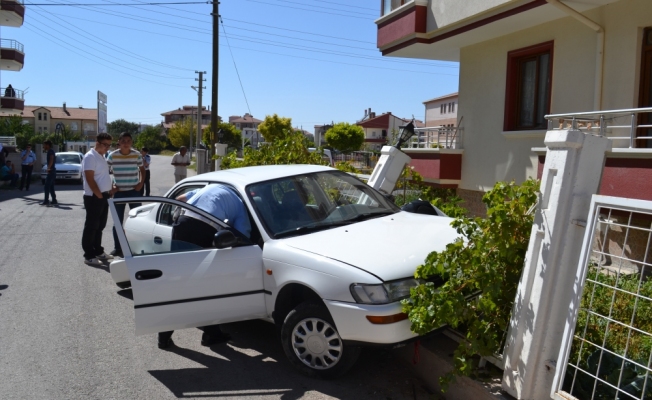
[0,87,24,99]
[554,195,652,400]
[0,39,23,52]
[0,136,17,146]
[546,107,652,148]
[333,152,378,170]
[407,126,462,149]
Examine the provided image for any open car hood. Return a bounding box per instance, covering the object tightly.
[281,211,459,282]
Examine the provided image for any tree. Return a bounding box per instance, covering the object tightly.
[258,114,293,143]
[0,115,36,149]
[107,119,140,136]
[219,130,326,169]
[167,117,195,149]
[203,122,242,150]
[135,125,167,152]
[325,122,364,153]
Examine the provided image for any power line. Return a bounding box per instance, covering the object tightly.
[23,24,188,87]
[242,0,372,20]
[30,5,194,72]
[23,1,207,5]
[253,0,376,17]
[28,11,190,79]
[220,17,251,116]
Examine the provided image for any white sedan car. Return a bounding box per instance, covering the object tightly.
[41,151,84,184]
[109,165,459,378]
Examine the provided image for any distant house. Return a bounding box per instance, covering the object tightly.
[161,105,212,133]
[313,124,333,147]
[356,108,411,151]
[229,113,263,148]
[423,92,458,128]
[0,102,98,140]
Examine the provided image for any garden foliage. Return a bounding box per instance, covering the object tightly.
[219,131,327,169]
[402,179,539,389]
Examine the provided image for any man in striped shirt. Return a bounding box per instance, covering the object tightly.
[107,132,145,258]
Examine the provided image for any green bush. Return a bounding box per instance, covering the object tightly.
[402,179,539,390]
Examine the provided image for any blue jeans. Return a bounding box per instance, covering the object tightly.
[112,189,142,253]
[44,171,56,202]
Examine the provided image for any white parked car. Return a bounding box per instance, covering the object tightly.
[41,151,84,184]
[109,165,459,378]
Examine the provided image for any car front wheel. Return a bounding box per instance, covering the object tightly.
[280,302,360,378]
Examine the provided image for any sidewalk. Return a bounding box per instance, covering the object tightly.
[393,330,513,400]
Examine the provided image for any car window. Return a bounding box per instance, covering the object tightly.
[247,170,399,238]
[158,184,205,226]
[125,201,225,256]
[56,154,81,164]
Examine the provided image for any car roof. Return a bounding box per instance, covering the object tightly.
[56,152,83,155]
[181,164,335,188]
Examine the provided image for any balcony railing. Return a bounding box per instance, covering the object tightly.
[406,126,463,149]
[546,107,652,148]
[0,87,24,99]
[0,39,23,52]
[381,0,413,17]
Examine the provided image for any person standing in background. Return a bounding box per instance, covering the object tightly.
[171,146,190,183]
[107,132,144,258]
[18,144,36,191]
[138,147,151,197]
[81,133,116,266]
[41,140,57,207]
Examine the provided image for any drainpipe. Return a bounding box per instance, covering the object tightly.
[546,0,604,111]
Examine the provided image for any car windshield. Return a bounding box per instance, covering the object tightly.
[247,170,400,238]
[56,154,81,164]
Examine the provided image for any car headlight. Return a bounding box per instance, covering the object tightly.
[350,278,421,304]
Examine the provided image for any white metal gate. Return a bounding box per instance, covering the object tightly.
[553,195,652,400]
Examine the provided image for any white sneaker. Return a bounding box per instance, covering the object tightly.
[84,258,103,266]
[96,253,113,261]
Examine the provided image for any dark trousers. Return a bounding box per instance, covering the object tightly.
[44,171,56,202]
[112,190,142,252]
[19,165,33,190]
[82,193,110,259]
[1,173,18,187]
[138,170,151,197]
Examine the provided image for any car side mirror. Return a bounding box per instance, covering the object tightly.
[213,230,238,249]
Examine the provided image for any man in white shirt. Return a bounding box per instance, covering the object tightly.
[81,133,117,266]
[171,146,190,183]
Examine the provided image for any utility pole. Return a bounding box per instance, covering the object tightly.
[193,71,206,151]
[210,0,220,171]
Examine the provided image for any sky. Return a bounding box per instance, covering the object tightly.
[2,0,459,133]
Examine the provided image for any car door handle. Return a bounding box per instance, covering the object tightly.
[154,236,163,245]
[135,270,163,280]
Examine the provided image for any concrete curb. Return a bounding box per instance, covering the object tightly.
[393,332,513,400]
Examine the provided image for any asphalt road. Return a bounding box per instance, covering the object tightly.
[0,155,434,400]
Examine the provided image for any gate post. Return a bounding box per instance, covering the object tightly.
[501,130,611,399]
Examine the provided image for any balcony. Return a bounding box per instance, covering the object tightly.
[0,0,24,27]
[376,0,610,59]
[0,87,25,113]
[402,126,464,188]
[0,39,24,71]
[535,107,652,201]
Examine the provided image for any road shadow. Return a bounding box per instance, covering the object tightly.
[148,320,431,399]
[84,260,110,273]
[117,288,133,300]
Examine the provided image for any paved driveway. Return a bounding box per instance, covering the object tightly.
[0,155,433,399]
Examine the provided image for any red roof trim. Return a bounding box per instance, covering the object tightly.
[382,0,547,56]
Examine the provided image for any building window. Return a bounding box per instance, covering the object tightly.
[43,127,47,132]
[38,113,42,121]
[504,41,553,131]
[440,104,445,114]
[44,113,47,121]
[452,102,455,113]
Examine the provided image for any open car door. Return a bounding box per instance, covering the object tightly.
[110,197,267,335]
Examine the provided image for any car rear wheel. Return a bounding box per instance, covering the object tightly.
[280,302,360,378]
